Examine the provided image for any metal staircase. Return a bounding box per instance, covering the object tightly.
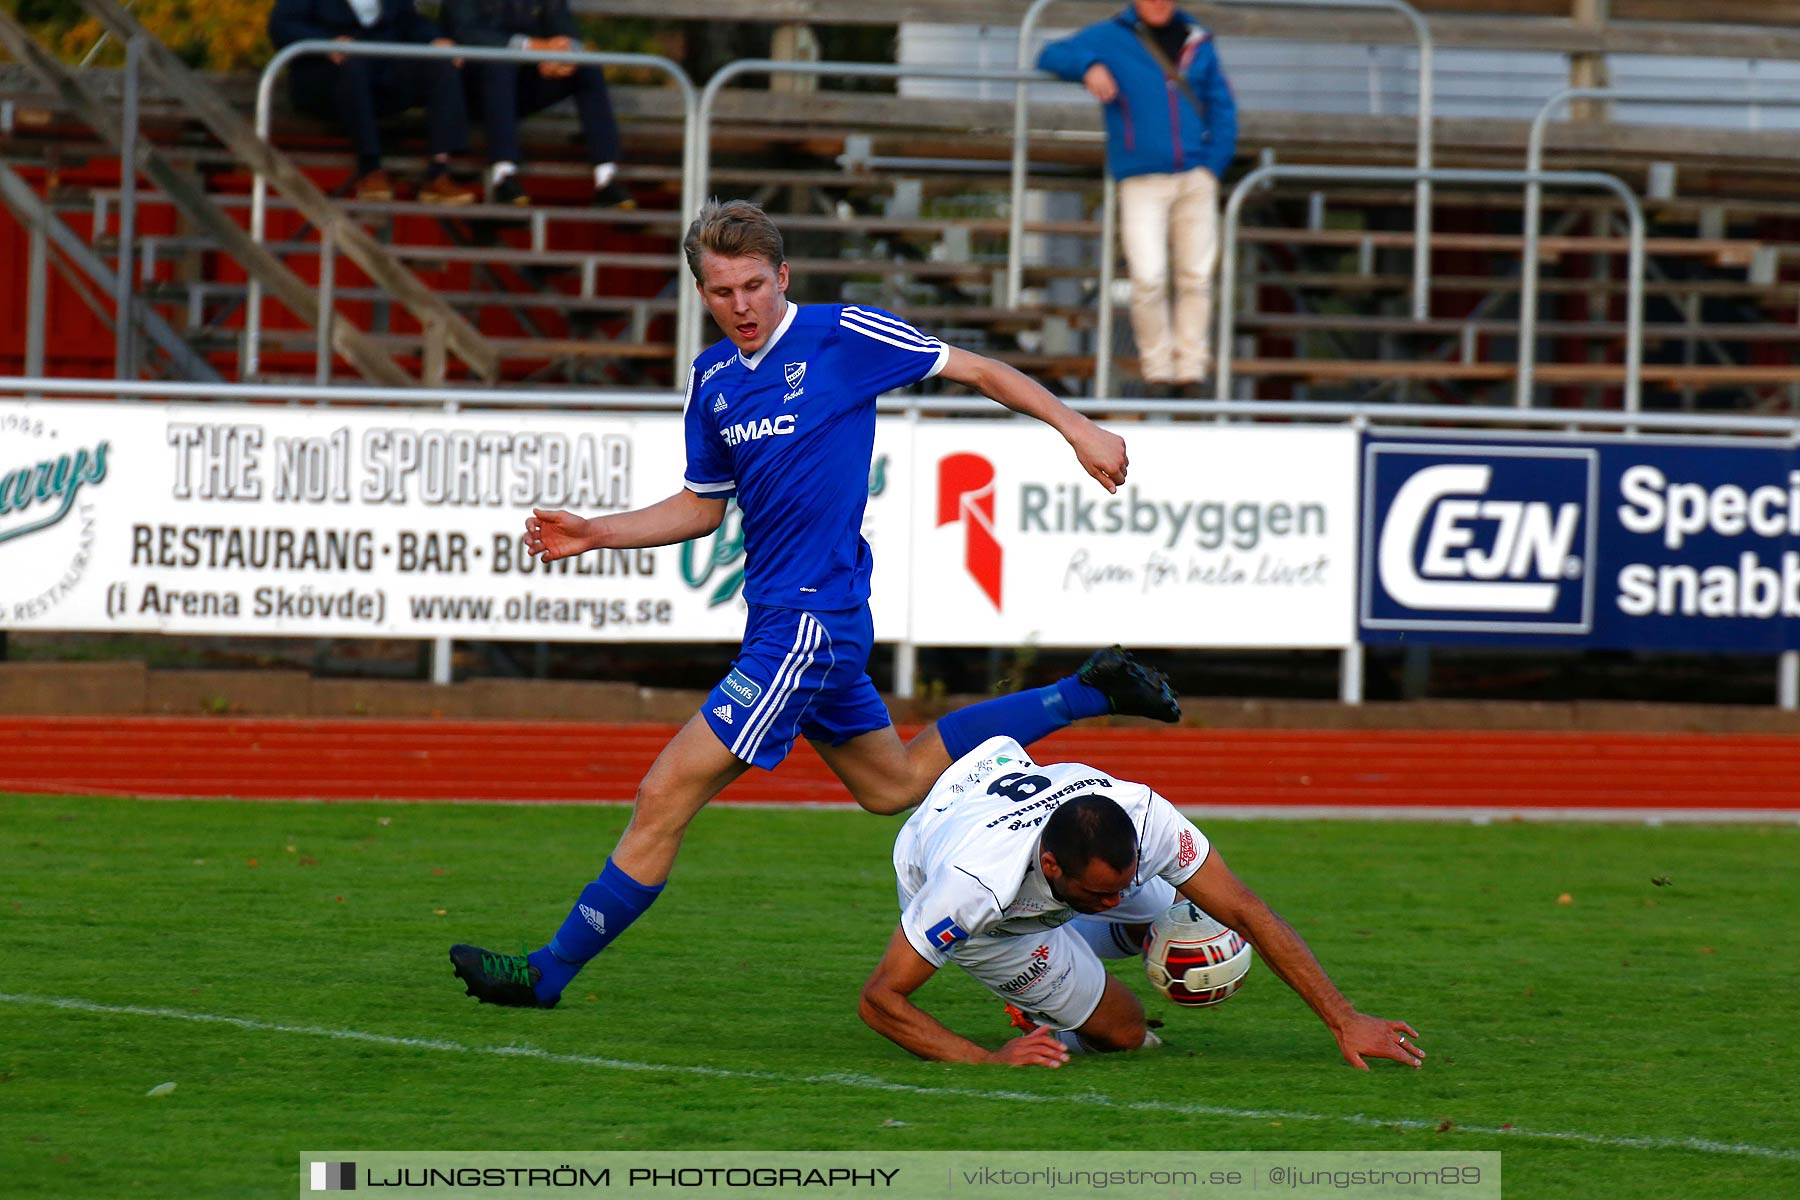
[0,1,505,386]
[76,0,502,384]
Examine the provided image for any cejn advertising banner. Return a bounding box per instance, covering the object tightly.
[0,402,910,642]
[910,422,1359,648]
[1360,432,1800,650]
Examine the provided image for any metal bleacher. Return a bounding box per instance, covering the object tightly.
[7,0,1800,407]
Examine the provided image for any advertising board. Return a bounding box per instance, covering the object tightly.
[1360,432,1800,650]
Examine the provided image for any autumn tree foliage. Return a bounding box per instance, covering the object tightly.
[8,0,677,76]
[14,0,274,72]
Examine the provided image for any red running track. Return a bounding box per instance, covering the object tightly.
[2,717,1798,813]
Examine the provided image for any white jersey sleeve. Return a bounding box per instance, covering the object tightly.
[898,869,1006,968]
[1137,791,1211,888]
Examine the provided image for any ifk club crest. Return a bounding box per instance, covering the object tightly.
[1,411,110,622]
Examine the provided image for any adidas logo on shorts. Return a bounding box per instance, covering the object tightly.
[712,704,733,725]
[578,904,606,935]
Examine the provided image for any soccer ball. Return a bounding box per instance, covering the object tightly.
[1142,900,1253,1007]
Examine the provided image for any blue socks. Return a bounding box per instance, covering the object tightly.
[936,675,1111,761]
[527,858,663,1002]
[523,675,1111,1002]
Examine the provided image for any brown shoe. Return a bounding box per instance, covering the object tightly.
[419,172,479,206]
[593,181,636,210]
[352,169,394,202]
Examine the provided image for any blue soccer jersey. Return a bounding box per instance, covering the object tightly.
[682,303,948,610]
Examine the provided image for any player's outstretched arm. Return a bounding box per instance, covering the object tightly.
[937,347,1127,495]
[1178,851,1425,1071]
[859,926,1070,1068]
[525,489,727,562]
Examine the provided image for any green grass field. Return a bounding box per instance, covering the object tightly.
[2,793,1796,1198]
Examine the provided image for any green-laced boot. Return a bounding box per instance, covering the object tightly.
[449,944,558,1009]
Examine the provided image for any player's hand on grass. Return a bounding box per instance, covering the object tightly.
[526,508,594,562]
[1065,418,1129,494]
[985,1025,1071,1068]
[1334,1015,1424,1071]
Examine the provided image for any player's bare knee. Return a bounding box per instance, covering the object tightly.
[847,762,932,816]
[1077,977,1149,1052]
[1078,1014,1150,1054]
[627,782,696,842]
[850,786,914,817]
[841,766,919,815]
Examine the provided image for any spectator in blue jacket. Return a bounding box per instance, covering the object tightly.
[1039,0,1238,397]
[269,0,479,203]
[439,0,634,209]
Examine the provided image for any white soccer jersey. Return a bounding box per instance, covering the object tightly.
[894,736,1211,967]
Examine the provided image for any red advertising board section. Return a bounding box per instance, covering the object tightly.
[2,717,1795,813]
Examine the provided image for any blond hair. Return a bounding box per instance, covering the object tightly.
[683,198,787,283]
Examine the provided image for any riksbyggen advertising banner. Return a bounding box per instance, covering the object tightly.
[0,402,910,641]
[909,422,1358,648]
[1360,432,1800,650]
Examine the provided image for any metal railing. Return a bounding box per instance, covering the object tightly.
[250,40,698,381]
[115,33,142,379]
[1520,86,1800,408]
[5,374,1784,428]
[691,58,1072,360]
[1217,163,1645,411]
[0,163,221,383]
[1010,0,1435,319]
[92,37,1721,415]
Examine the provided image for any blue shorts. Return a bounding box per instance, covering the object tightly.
[701,603,892,770]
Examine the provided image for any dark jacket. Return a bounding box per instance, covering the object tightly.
[438,0,578,48]
[1038,5,1237,181]
[268,0,439,47]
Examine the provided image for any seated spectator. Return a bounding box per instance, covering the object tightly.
[438,0,635,209]
[269,0,481,204]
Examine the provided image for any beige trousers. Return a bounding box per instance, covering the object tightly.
[1118,166,1221,384]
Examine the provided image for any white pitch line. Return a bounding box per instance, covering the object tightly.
[4,993,1795,1162]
